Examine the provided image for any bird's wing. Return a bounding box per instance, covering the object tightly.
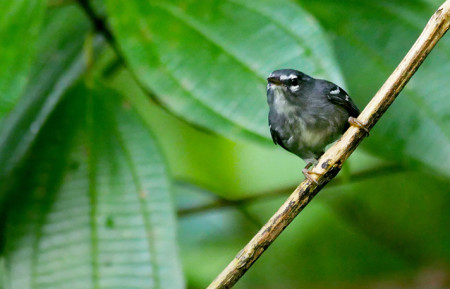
[327,85,360,117]
[269,124,289,151]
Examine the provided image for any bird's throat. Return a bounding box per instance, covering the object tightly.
[270,86,296,115]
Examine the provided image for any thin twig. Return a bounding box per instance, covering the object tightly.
[76,0,118,55]
[175,181,264,226]
[208,2,450,288]
[177,163,404,217]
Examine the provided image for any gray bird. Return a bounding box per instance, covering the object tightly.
[267,69,367,183]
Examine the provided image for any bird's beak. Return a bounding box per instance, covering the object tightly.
[267,76,282,85]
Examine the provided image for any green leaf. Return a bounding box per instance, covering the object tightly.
[299,0,450,175]
[0,0,47,117]
[104,0,343,143]
[0,6,92,184]
[3,83,184,289]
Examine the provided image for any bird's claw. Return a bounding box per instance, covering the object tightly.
[348,117,369,135]
[302,168,320,185]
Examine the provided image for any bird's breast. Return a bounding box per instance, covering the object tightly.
[269,86,297,117]
[270,107,344,152]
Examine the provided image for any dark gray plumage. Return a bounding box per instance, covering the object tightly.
[267,69,364,182]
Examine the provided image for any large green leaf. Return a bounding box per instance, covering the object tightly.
[3,83,184,289]
[298,0,450,175]
[0,0,47,117]
[104,0,343,143]
[0,6,92,185]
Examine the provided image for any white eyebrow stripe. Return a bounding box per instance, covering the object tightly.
[345,95,349,101]
[280,74,299,81]
[330,87,340,95]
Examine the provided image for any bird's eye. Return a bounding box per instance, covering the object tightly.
[289,77,299,86]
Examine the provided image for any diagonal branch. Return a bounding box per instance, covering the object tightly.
[207,1,450,288]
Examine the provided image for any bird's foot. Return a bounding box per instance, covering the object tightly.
[348,117,369,135]
[302,168,321,185]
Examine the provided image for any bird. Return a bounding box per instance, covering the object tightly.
[266,69,368,184]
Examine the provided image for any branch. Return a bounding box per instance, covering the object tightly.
[207,2,450,288]
[177,163,404,217]
[76,0,119,55]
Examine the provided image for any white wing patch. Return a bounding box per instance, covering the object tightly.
[330,87,340,95]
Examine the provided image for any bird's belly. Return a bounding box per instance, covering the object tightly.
[298,127,333,148]
[282,117,342,156]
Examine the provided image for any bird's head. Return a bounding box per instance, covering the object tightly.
[266,69,313,105]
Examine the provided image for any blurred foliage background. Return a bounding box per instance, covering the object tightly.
[0,0,449,288]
